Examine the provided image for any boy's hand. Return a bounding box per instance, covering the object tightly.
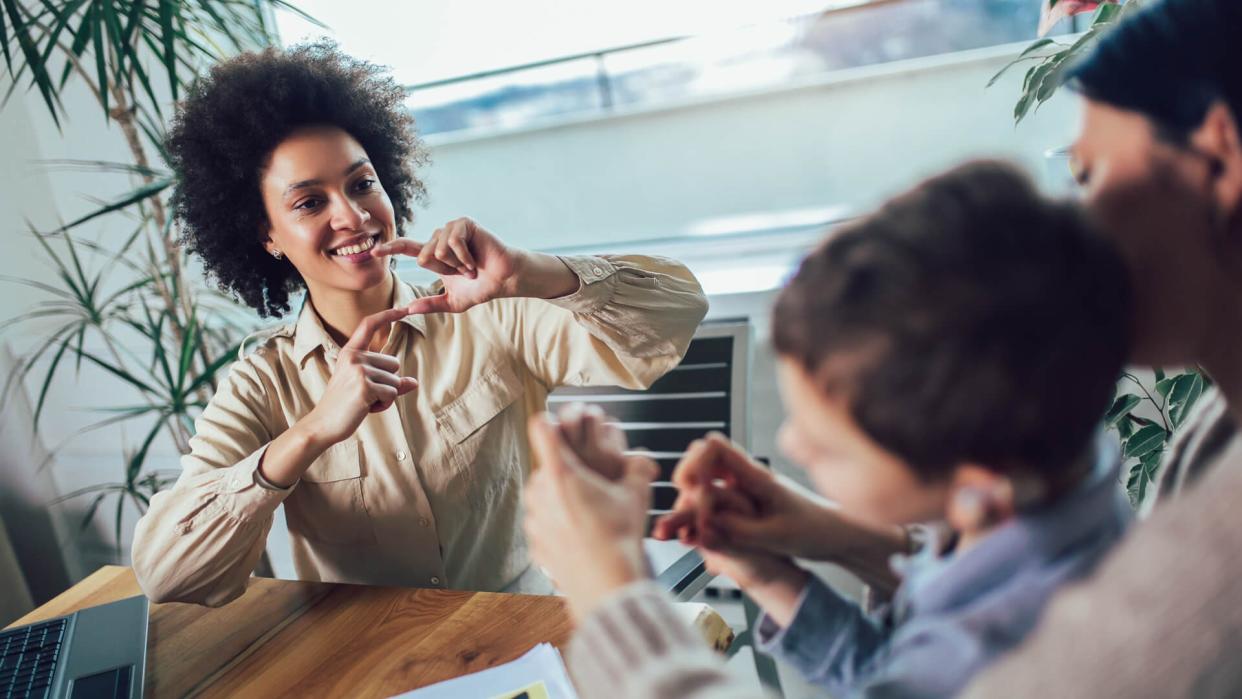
[656,433,908,595]
[701,546,809,628]
[689,480,809,627]
[653,433,843,560]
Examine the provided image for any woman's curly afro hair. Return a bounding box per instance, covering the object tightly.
[166,40,429,317]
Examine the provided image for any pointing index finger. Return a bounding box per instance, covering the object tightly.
[371,238,424,259]
[344,307,412,351]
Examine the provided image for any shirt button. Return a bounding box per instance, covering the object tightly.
[592,266,604,277]
[430,577,440,586]
[419,518,430,527]
[396,450,407,461]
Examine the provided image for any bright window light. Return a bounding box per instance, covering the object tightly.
[274,0,859,85]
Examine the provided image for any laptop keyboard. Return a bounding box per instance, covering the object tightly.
[0,619,66,699]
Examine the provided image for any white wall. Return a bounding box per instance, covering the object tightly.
[0,81,104,600]
[412,45,1079,250]
[0,69,160,587]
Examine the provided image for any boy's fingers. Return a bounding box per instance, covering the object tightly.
[652,509,694,540]
[709,485,758,516]
[712,510,770,547]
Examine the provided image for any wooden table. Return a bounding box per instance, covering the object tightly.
[6,566,574,698]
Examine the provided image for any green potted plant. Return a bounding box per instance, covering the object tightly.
[992,0,1208,506]
[0,0,319,557]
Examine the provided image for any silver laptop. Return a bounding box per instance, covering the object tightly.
[0,596,148,699]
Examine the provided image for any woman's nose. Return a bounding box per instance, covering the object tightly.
[330,195,371,230]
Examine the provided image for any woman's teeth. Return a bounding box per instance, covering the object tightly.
[333,235,377,256]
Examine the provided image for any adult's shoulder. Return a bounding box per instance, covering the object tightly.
[1150,387,1235,511]
[227,322,298,386]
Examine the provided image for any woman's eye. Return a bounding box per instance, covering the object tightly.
[355,178,377,192]
[295,198,322,211]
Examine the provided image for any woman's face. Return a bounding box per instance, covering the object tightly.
[260,125,396,298]
[775,358,948,528]
[1072,99,1242,366]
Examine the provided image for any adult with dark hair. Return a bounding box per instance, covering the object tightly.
[962,0,1242,695]
[130,41,708,606]
[523,161,1134,698]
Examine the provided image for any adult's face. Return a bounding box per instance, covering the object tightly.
[1072,99,1242,366]
[260,125,397,300]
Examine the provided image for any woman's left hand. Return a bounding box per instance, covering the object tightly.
[524,410,658,621]
[372,217,579,314]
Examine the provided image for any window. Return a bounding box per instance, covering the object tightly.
[403,0,1047,137]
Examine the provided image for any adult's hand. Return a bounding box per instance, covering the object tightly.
[302,306,419,447]
[260,307,418,488]
[553,402,629,481]
[371,217,578,314]
[524,412,658,621]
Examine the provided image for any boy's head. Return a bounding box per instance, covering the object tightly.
[771,161,1130,529]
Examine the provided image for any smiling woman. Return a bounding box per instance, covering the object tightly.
[129,41,709,606]
[167,41,427,318]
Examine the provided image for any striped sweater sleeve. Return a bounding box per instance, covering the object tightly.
[567,581,768,699]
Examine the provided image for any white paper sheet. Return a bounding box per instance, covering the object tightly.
[389,643,580,699]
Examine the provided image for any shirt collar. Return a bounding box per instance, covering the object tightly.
[893,433,1131,618]
[291,272,428,365]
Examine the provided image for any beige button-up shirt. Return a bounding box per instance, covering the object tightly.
[131,255,707,607]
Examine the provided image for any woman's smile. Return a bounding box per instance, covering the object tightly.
[328,232,383,264]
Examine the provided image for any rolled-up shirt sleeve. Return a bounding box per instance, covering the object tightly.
[488,254,709,390]
[130,355,291,607]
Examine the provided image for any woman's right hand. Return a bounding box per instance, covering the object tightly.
[303,307,420,447]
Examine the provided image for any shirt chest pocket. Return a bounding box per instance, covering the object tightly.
[434,361,524,480]
[284,440,376,545]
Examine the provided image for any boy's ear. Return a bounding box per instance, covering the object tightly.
[1190,100,1242,223]
[945,464,1015,534]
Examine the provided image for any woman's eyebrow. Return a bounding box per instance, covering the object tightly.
[284,159,372,196]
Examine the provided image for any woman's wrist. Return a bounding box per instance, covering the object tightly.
[259,419,332,487]
[508,250,581,300]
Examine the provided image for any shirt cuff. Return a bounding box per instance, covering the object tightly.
[254,466,297,491]
[547,255,619,315]
[755,574,859,668]
[212,443,295,518]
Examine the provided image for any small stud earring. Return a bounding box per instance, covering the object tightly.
[272,250,283,260]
